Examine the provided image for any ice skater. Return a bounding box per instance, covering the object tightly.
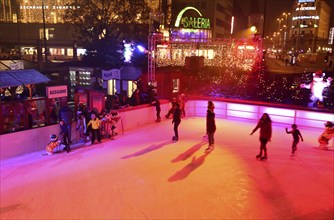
[172,103,182,141]
[45,134,60,155]
[178,93,186,118]
[318,121,334,148]
[165,97,178,119]
[250,113,272,160]
[285,124,303,156]
[87,113,102,144]
[205,101,216,152]
[76,113,87,143]
[110,110,121,139]
[59,120,71,153]
[151,98,161,122]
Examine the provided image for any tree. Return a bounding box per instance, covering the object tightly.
[64,0,151,67]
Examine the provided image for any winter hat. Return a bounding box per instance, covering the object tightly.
[324,121,334,128]
[50,134,57,141]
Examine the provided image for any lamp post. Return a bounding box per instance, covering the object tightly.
[277,18,283,50]
[296,2,306,53]
[282,12,290,50]
[42,0,48,63]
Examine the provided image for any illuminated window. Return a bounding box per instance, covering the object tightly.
[128,81,137,97]
[108,79,117,95]
[172,79,180,93]
[67,48,73,56]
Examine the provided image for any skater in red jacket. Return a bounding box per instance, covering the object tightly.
[250,113,272,160]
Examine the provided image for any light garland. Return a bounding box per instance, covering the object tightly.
[155,39,262,72]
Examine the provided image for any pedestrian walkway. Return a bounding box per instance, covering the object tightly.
[1,117,333,219]
[265,57,329,74]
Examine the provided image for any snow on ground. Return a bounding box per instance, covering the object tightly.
[1,117,333,220]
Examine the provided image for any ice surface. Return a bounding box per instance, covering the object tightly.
[1,117,333,219]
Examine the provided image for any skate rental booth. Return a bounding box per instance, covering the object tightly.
[102,66,142,98]
[74,88,105,116]
[0,69,52,134]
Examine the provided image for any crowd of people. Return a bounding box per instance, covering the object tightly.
[46,102,122,155]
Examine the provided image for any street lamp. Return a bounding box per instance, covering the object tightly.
[276,18,283,49]
[250,26,257,35]
[42,0,48,63]
[282,12,290,50]
[296,2,306,53]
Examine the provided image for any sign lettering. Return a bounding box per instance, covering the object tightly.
[175,6,210,29]
[46,85,68,99]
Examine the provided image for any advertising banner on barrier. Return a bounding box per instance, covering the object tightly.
[46,85,68,99]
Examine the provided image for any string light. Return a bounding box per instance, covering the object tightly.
[155,39,261,71]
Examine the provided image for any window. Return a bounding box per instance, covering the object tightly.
[39,28,55,40]
[172,79,179,93]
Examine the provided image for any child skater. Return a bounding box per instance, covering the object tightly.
[76,113,87,143]
[250,113,272,160]
[285,124,303,156]
[151,98,161,122]
[318,121,334,148]
[45,134,60,155]
[205,101,216,152]
[87,113,101,144]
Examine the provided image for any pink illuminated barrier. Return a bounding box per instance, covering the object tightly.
[185,99,334,129]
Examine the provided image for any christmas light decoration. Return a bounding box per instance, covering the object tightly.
[155,38,262,72]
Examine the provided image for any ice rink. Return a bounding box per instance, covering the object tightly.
[1,117,333,219]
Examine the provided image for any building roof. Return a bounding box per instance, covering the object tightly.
[0,69,50,89]
[120,66,142,80]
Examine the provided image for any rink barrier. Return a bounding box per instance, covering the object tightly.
[185,98,334,129]
[0,101,170,160]
[1,98,333,160]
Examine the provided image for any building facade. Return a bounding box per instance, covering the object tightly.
[0,0,81,60]
[289,0,331,53]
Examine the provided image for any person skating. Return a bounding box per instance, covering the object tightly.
[76,113,87,143]
[205,101,216,152]
[165,97,178,119]
[179,93,186,118]
[151,98,161,122]
[318,121,334,148]
[285,124,303,156]
[250,113,272,160]
[87,113,101,144]
[59,120,71,153]
[58,103,73,143]
[172,103,182,141]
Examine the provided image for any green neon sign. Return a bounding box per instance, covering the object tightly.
[175,6,210,29]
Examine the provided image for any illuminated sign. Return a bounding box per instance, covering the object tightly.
[298,0,315,2]
[46,85,68,99]
[20,5,80,10]
[292,15,319,20]
[296,7,316,11]
[175,6,210,29]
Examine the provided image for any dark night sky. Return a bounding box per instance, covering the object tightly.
[235,0,334,36]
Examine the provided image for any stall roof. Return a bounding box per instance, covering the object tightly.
[0,69,50,88]
[120,66,142,80]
